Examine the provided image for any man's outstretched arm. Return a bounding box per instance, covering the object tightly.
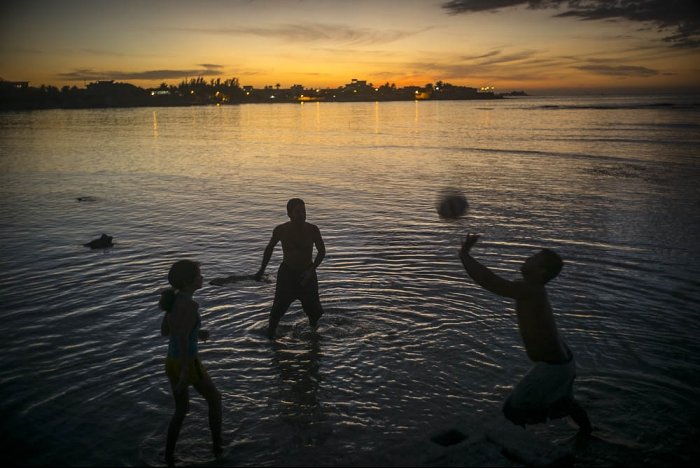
[459,233,527,299]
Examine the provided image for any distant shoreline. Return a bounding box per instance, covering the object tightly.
[0,78,520,112]
[0,97,514,112]
[0,95,526,112]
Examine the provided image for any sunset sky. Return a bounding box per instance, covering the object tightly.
[2,0,699,94]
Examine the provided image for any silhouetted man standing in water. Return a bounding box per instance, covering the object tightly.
[459,233,592,434]
[255,198,326,339]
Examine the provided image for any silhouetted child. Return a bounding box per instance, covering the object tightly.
[255,198,326,339]
[459,233,591,434]
[159,260,222,466]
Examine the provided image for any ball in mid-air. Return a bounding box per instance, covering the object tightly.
[436,191,468,220]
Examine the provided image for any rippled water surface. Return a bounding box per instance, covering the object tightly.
[1,96,700,466]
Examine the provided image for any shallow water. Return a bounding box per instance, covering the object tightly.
[1,96,699,466]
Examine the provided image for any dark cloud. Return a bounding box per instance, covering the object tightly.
[576,63,659,76]
[476,49,538,65]
[177,23,428,46]
[442,0,541,13]
[79,48,127,57]
[459,50,502,60]
[442,0,700,48]
[404,50,574,81]
[57,66,221,81]
[398,45,659,83]
[312,47,395,57]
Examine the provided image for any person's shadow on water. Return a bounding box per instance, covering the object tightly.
[271,333,327,449]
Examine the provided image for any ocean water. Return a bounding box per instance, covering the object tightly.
[1,95,699,466]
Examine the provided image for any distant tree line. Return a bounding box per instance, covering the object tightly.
[0,77,514,111]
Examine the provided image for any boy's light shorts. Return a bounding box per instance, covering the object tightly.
[503,347,576,424]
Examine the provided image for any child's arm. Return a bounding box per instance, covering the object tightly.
[459,234,529,299]
[169,303,198,393]
[161,313,170,336]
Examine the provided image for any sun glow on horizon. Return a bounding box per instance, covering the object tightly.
[2,0,699,94]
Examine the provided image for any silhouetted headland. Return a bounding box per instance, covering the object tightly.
[0,77,518,111]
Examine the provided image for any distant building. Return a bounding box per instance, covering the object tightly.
[345,78,370,90]
[0,80,29,89]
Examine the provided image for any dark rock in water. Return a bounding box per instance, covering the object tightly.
[84,233,113,249]
[77,196,98,202]
[431,429,468,447]
[210,274,270,286]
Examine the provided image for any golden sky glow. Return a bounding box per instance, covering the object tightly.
[1,0,699,94]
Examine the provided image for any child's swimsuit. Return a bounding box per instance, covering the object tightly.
[165,295,208,386]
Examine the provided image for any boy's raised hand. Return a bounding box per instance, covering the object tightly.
[460,233,480,258]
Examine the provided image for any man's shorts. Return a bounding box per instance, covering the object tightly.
[271,262,324,323]
[502,346,576,425]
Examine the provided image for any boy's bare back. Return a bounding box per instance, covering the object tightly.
[513,286,567,362]
[459,234,567,363]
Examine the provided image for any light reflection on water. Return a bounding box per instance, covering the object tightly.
[1,97,699,466]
